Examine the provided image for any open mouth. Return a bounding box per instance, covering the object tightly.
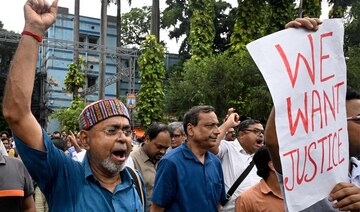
[256,140,264,145]
[112,150,127,161]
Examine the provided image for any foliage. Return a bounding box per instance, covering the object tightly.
[64,56,86,98]
[327,0,354,18]
[188,0,215,61]
[164,51,272,123]
[346,45,360,92]
[344,1,360,51]
[267,0,296,33]
[136,35,166,127]
[121,6,151,47]
[51,97,87,132]
[230,0,270,52]
[344,1,360,92]
[301,0,321,18]
[162,0,234,57]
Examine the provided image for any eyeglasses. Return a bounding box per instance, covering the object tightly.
[347,115,360,123]
[92,126,132,137]
[173,134,182,138]
[245,128,264,136]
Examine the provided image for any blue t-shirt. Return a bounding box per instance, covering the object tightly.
[14,129,145,212]
[151,142,226,212]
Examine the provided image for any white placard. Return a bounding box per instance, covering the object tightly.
[247,19,349,211]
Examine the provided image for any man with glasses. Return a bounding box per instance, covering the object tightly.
[2,0,145,211]
[167,122,186,152]
[224,128,236,141]
[210,118,265,211]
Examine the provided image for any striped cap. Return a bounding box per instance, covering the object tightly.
[78,98,130,130]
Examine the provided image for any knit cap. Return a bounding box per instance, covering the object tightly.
[78,98,130,130]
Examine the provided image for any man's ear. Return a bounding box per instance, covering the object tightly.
[187,123,194,137]
[79,130,90,151]
[238,130,245,138]
[144,135,151,144]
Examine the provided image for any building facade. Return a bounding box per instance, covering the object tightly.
[40,7,180,133]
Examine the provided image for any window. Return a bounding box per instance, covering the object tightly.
[87,75,97,88]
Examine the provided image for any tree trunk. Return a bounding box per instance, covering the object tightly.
[116,0,122,98]
[151,0,160,42]
[99,0,108,99]
[73,0,80,98]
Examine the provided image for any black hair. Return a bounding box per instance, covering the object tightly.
[346,86,360,101]
[183,106,215,135]
[253,145,272,180]
[238,119,262,132]
[0,131,9,137]
[1,137,9,142]
[51,138,67,152]
[145,122,173,141]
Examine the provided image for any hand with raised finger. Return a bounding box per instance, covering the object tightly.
[285,17,322,31]
[328,182,360,211]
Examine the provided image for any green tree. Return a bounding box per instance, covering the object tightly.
[52,56,87,132]
[51,97,87,132]
[301,0,322,18]
[344,1,360,91]
[64,56,86,99]
[189,0,216,60]
[121,6,151,47]
[344,1,360,50]
[162,0,233,58]
[136,35,166,127]
[327,0,354,18]
[267,0,296,33]
[230,0,270,52]
[165,51,272,122]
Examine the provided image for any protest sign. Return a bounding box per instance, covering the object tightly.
[246,19,348,211]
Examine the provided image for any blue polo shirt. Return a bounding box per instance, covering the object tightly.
[14,129,145,212]
[151,142,226,211]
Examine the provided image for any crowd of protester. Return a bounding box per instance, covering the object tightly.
[1,0,360,212]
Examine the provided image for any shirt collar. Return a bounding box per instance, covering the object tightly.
[181,141,212,165]
[138,147,154,164]
[0,155,6,165]
[234,138,253,155]
[83,153,93,179]
[259,178,283,199]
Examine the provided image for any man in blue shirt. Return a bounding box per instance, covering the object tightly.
[151,106,226,211]
[2,1,145,211]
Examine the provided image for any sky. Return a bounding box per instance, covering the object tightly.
[0,0,329,53]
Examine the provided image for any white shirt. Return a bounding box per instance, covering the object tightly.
[218,139,261,212]
[72,149,87,162]
[0,141,8,156]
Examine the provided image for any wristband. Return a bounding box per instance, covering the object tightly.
[21,31,42,42]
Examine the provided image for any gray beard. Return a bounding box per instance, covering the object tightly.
[101,157,125,174]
